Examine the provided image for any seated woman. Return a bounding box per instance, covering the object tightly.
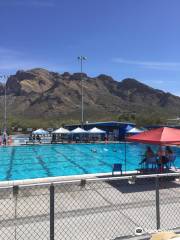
[140,146,156,169]
[157,146,169,169]
[165,146,176,168]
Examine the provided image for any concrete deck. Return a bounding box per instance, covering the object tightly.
[0,177,180,240]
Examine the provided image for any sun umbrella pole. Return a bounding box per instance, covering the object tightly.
[13,186,19,240]
[124,140,127,173]
[160,144,163,173]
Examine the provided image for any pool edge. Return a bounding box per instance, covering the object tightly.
[0,170,138,187]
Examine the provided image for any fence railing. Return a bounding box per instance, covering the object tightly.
[0,173,180,240]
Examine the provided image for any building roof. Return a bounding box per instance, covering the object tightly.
[65,121,135,127]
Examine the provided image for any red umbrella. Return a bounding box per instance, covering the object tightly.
[126,127,180,172]
[126,127,180,145]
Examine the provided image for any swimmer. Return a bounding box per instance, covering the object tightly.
[91,148,97,153]
[113,149,117,152]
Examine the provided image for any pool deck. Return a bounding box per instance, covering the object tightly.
[2,140,126,147]
[0,174,180,240]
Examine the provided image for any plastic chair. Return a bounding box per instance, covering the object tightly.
[146,157,157,169]
[169,154,176,169]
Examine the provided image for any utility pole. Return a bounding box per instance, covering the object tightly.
[77,56,87,128]
[0,75,8,136]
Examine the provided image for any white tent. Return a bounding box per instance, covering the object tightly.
[52,127,70,134]
[70,127,87,134]
[88,127,106,134]
[32,129,49,135]
[127,127,144,134]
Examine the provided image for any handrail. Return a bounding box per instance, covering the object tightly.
[0,171,179,189]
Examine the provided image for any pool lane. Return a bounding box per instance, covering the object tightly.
[5,148,16,180]
[65,144,113,168]
[32,147,52,177]
[51,146,89,174]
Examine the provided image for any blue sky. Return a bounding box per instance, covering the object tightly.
[0,0,180,95]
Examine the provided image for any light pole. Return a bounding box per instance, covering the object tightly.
[0,75,8,135]
[77,56,87,128]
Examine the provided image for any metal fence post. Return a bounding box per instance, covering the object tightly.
[155,177,160,230]
[13,186,19,240]
[50,184,55,240]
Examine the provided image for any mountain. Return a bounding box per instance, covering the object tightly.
[0,68,180,127]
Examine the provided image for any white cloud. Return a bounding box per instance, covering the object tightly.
[113,58,180,71]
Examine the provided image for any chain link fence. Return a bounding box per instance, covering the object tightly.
[0,173,180,240]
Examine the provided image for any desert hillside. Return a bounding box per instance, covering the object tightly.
[0,68,179,128]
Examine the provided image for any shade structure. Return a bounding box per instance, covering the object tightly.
[125,125,134,133]
[126,127,180,145]
[88,127,106,134]
[70,127,87,134]
[127,127,144,134]
[52,127,70,134]
[32,129,49,135]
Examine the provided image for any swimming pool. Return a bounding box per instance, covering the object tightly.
[0,143,179,181]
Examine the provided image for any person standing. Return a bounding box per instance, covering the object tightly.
[2,132,7,146]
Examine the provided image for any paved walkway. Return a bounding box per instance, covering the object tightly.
[0,178,180,240]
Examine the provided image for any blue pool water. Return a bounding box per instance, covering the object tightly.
[0,143,180,181]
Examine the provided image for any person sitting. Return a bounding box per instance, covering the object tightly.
[165,146,176,168]
[104,135,108,144]
[36,135,41,143]
[140,146,156,169]
[27,134,34,144]
[157,146,169,170]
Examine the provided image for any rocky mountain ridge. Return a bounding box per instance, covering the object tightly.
[0,68,180,125]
